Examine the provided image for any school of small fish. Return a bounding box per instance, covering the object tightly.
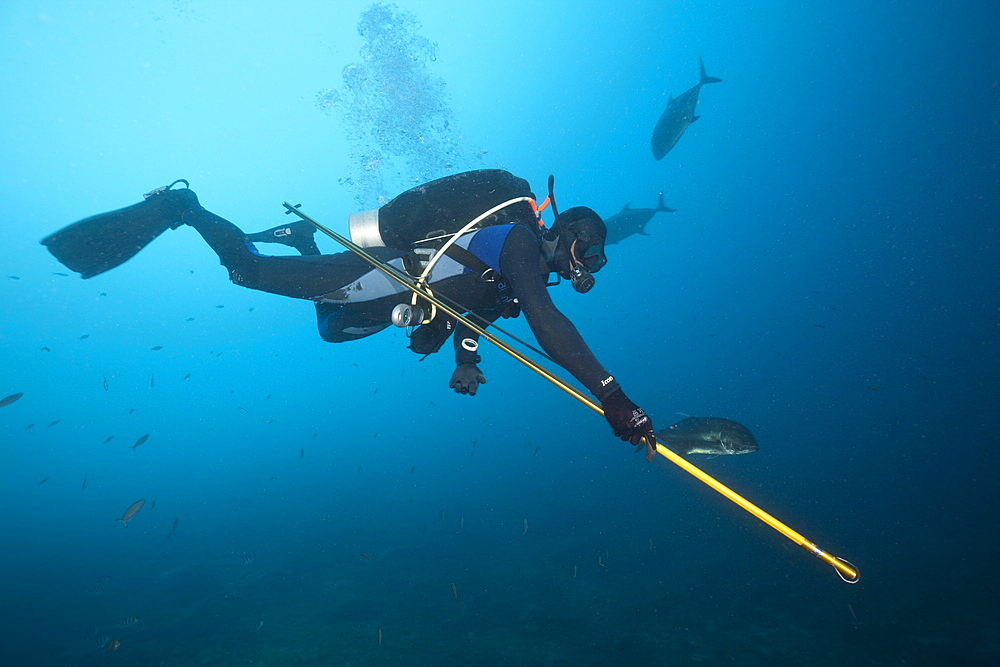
[1,297,682,661]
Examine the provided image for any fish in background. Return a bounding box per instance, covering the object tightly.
[165,517,179,541]
[132,434,149,450]
[651,57,722,160]
[116,615,140,629]
[655,417,758,456]
[604,193,677,245]
[116,499,145,528]
[86,576,108,596]
[1,392,24,407]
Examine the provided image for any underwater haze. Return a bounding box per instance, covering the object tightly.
[1,1,998,665]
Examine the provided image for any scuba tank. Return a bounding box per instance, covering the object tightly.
[348,170,540,250]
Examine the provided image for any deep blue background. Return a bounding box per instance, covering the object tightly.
[1,1,997,665]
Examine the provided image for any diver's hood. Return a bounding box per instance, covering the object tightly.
[556,206,607,292]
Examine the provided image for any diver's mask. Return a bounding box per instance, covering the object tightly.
[568,238,605,293]
[544,176,608,294]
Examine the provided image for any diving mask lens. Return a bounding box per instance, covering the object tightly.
[580,246,606,272]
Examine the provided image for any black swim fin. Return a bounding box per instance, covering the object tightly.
[41,180,199,279]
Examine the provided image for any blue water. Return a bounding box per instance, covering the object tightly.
[1,1,997,665]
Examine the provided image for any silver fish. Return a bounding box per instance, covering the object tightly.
[117,499,145,528]
[655,417,757,456]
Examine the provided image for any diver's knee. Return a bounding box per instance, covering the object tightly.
[226,259,260,289]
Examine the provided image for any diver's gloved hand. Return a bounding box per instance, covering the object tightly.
[449,363,486,396]
[602,388,656,459]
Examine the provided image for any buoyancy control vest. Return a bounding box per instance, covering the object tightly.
[347,170,542,333]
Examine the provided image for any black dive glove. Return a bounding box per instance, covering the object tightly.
[449,363,486,396]
[602,388,657,461]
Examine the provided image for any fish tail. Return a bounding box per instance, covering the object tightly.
[699,57,722,85]
[656,193,677,213]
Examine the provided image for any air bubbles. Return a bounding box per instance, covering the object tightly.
[316,2,470,207]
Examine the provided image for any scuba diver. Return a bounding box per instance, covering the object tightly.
[42,170,656,452]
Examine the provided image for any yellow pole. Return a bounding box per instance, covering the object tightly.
[283,202,859,583]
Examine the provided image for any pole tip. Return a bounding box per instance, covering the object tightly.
[833,557,860,584]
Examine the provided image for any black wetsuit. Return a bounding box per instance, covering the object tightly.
[184,171,621,402]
